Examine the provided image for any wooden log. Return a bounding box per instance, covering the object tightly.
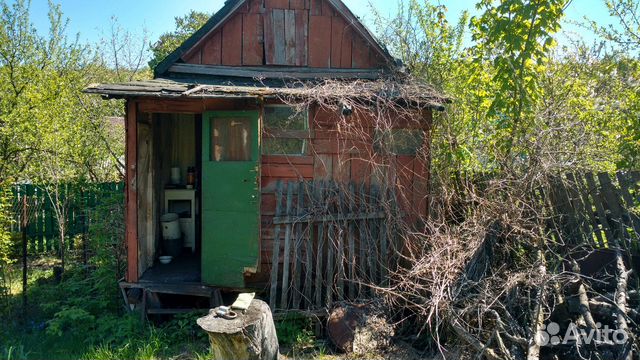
[197,299,279,360]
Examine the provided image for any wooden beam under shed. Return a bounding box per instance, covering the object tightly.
[125,100,139,282]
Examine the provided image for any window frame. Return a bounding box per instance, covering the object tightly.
[262,104,311,156]
[373,128,426,156]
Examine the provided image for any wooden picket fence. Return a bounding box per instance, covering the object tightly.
[540,171,640,250]
[9,182,124,253]
[268,172,640,310]
[268,180,400,311]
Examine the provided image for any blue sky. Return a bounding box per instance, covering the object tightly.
[22,0,619,51]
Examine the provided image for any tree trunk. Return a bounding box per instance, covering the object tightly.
[197,299,279,360]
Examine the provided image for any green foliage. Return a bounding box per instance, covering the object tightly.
[148,10,210,70]
[275,316,316,353]
[471,0,568,157]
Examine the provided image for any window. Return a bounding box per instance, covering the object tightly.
[211,117,253,161]
[262,105,309,155]
[374,129,424,155]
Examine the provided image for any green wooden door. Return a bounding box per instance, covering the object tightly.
[201,111,260,287]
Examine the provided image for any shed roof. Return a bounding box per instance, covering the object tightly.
[84,77,447,110]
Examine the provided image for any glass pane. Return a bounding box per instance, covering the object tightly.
[263,138,306,155]
[264,106,307,130]
[374,129,424,155]
[211,117,252,161]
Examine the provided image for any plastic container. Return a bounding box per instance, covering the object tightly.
[161,213,183,257]
[160,213,181,240]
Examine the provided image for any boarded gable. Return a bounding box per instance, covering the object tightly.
[177,0,389,70]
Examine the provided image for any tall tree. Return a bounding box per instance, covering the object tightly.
[148,10,210,70]
[471,0,571,160]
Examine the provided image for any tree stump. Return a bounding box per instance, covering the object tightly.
[197,299,279,360]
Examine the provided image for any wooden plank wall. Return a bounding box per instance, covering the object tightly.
[181,0,386,69]
[248,105,432,288]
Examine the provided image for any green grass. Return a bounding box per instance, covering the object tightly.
[0,254,210,360]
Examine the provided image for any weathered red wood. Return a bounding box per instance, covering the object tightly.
[290,0,307,10]
[412,157,429,220]
[294,9,309,66]
[265,9,286,65]
[322,1,335,16]
[351,40,370,68]
[397,156,415,217]
[314,154,333,179]
[265,0,289,9]
[137,98,256,114]
[262,155,314,165]
[284,10,297,65]
[242,13,264,65]
[333,154,351,183]
[202,31,222,65]
[309,0,322,15]
[125,100,138,283]
[221,15,243,66]
[340,23,353,68]
[261,193,277,214]
[311,138,338,154]
[308,16,332,67]
[350,157,370,185]
[182,49,202,64]
[237,1,250,13]
[262,163,314,178]
[330,16,345,68]
[248,0,264,13]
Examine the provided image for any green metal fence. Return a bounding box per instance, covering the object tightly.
[9,182,124,253]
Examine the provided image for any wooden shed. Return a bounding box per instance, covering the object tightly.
[86,0,445,313]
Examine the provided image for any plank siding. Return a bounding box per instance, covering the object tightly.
[242,13,264,65]
[202,31,222,65]
[180,0,387,69]
[265,9,286,65]
[290,0,307,10]
[308,15,332,68]
[221,15,243,65]
[284,10,297,65]
[294,10,309,66]
[330,16,345,68]
[265,0,289,9]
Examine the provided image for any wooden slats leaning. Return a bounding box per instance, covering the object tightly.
[542,171,640,250]
[271,172,640,310]
[269,180,393,310]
